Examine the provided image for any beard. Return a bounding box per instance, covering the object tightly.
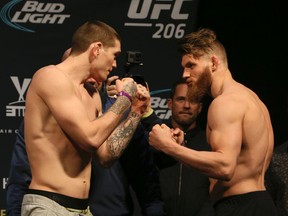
[187,67,212,103]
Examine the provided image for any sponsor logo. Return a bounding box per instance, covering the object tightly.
[150,88,171,119]
[0,0,71,32]
[6,76,31,117]
[4,76,172,120]
[125,0,193,39]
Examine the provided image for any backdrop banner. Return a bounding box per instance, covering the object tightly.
[0,0,199,212]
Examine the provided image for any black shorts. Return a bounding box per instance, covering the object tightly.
[213,191,278,216]
[26,189,89,210]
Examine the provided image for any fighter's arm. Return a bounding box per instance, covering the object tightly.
[105,76,159,131]
[30,68,135,152]
[149,95,243,180]
[203,96,243,179]
[96,84,150,166]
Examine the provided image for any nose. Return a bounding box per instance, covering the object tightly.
[112,60,117,69]
[184,99,190,107]
[182,70,190,79]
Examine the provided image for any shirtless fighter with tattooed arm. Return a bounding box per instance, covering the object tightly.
[22,20,149,215]
[149,28,277,216]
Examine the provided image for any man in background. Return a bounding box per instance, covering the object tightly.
[155,78,214,216]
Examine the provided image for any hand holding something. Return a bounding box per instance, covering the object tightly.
[140,82,153,117]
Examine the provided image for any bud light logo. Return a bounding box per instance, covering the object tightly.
[0,0,71,32]
[150,88,171,119]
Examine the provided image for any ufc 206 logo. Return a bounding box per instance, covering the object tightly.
[126,0,193,39]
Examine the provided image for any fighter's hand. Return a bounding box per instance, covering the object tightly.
[149,124,182,151]
[116,77,137,99]
[106,75,119,97]
[171,127,185,145]
[131,84,150,114]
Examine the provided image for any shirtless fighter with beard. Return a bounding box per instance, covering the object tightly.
[149,28,278,216]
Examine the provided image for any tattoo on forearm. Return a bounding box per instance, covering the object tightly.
[108,97,130,115]
[123,82,137,97]
[108,81,137,115]
[107,112,141,159]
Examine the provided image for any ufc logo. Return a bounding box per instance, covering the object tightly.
[127,0,192,20]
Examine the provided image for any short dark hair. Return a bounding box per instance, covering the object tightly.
[71,20,121,54]
[169,77,188,99]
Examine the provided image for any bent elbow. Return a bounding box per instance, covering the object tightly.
[77,136,102,153]
[217,166,234,181]
[221,172,233,182]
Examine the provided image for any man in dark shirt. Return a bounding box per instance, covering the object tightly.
[154,78,215,216]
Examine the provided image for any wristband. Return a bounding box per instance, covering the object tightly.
[141,108,154,119]
[117,91,132,102]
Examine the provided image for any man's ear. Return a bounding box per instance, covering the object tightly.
[92,42,103,56]
[89,42,102,61]
[211,55,219,72]
[167,98,172,110]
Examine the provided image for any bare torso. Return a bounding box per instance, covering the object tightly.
[207,82,274,202]
[24,67,101,199]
